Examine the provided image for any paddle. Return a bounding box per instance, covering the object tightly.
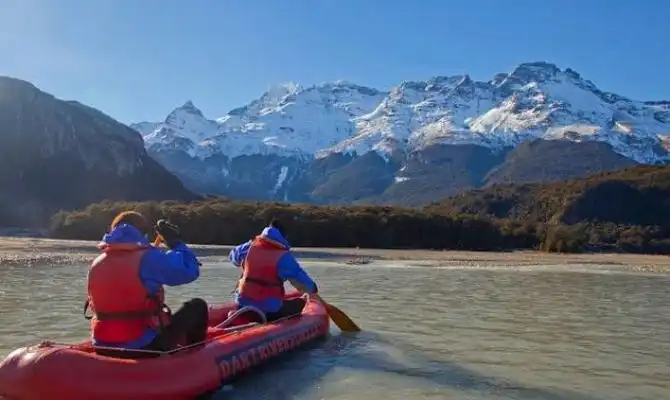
[311,293,361,333]
[153,234,360,332]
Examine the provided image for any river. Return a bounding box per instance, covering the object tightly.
[1,259,669,399]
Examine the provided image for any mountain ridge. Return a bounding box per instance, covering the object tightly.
[427,164,670,227]
[133,61,670,164]
[0,76,196,227]
[130,61,669,206]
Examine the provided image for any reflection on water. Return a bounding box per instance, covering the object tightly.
[1,259,669,399]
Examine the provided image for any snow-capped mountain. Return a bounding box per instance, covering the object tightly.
[135,81,387,159]
[132,61,670,205]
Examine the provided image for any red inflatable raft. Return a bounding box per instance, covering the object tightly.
[0,293,329,399]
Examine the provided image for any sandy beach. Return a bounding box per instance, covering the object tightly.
[0,236,668,273]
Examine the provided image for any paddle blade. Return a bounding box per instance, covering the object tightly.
[324,302,361,333]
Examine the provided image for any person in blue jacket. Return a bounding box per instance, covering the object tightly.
[229,219,318,321]
[86,211,207,358]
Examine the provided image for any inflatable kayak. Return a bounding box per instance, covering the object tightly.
[0,293,329,399]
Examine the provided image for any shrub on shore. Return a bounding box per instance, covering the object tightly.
[50,199,537,251]
[49,198,670,254]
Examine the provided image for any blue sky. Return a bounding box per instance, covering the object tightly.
[1,0,669,124]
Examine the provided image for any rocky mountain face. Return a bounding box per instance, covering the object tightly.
[132,62,670,206]
[0,77,196,227]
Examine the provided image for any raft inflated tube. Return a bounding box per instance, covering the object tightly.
[0,293,329,400]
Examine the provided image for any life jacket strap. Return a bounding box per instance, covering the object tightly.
[244,276,284,287]
[84,295,167,322]
[93,310,160,320]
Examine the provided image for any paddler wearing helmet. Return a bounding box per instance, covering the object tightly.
[229,218,318,321]
[85,211,207,358]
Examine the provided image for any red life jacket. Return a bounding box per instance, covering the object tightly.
[237,236,286,301]
[85,242,168,345]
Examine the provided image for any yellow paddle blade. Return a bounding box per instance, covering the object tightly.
[153,235,163,246]
[324,301,361,333]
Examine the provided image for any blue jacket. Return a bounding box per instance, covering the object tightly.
[229,226,317,313]
[92,223,201,349]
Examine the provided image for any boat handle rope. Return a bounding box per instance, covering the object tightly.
[215,305,267,329]
[34,306,289,357]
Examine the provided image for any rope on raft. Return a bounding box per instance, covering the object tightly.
[36,305,284,357]
[216,305,267,329]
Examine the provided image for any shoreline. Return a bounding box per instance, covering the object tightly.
[1,236,669,273]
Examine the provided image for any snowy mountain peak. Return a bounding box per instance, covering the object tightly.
[315,81,382,96]
[264,82,301,103]
[259,82,302,108]
[170,100,204,118]
[428,74,472,87]
[135,100,218,157]
[493,61,563,95]
[225,83,301,118]
[137,62,670,164]
[272,81,301,95]
[395,74,472,94]
[509,61,561,80]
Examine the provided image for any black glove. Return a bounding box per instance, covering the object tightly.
[155,219,182,248]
